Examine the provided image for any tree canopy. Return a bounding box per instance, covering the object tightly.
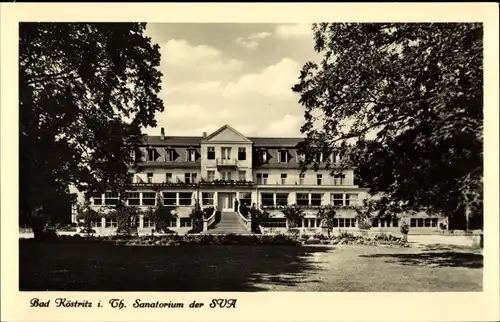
[293,23,483,229]
[19,23,164,224]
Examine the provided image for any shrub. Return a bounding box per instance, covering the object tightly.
[400,222,409,234]
[239,204,250,218]
[287,228,301,236]
[313,233,327,240]
[203,207,215,219]
[357,217,372,230]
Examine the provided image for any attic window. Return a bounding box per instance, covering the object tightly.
[186,148,196,162]
[259,150,268,163]
[278,150,289,163]
[147,149,156,162]
[165,148,175,162]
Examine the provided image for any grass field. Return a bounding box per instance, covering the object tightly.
[19,240,482,291]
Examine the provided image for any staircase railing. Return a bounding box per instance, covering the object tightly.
[203,212,217,232]
[236,206,251,231]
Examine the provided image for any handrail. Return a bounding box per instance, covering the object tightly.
[203,211,217,231]
[236,207,251,231]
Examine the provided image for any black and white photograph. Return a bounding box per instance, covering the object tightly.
[1,2,499,322]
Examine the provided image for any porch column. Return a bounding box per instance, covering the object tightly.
[101,217,106,228]
[214,191,218,209]
[139,214,144,229]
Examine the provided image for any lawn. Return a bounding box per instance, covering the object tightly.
[19,239,482,292]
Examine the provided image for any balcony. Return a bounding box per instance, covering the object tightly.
[216,158,238,168]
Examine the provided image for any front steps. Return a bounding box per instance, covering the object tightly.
[206,212,251,234]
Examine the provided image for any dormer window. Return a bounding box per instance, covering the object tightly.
[186,148,196,162]
[278,150,289,163]
[315,152,323,163]
[147,149,156,162]
[259,150,268,163]
[165,148,175,162]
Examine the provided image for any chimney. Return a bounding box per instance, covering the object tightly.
[202,131,207,138]
[160,127,165,140]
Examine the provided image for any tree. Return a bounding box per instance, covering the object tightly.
[19,23,164,234]
[317,205,337,237]
[281,204,305,228]
[144,193,177,234]
[293,23,483,230]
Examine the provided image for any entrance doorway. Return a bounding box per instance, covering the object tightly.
[219,193,236,212]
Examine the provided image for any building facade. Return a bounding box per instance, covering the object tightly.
[77,124,447,235]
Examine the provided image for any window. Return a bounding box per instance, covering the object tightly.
[334,174,345,185]
[311,193,323,206]
[165,149,175,162]
[130,150,136,162]
[207,147,215,160]
[239,192,252,207]
[105,192,119,205]
[105,218,118,228]
[259,150,268,163]
[185,173,197,184]
[127,192,140,206]
[147,173,153,183]
[261,218,287,228]
[143,217,154,228]
[276,193,289,206]
[281,173,287,185]
[239,170,246,181]
[91,219,102,228]
[238,147,246,160]
[221,147,231,160]
[202,192,214,206]
[129,173,135,184]
[91,192,103,205]
[392,218,400,227]
[166,218,177,228]
[296,193,309,206]
[162,192,177,206]
[147,149,156,161]
[207,170,215,181]
[142,192,156,206]
[315,152,323,163]
[345,194,358,206]
[316,174,322,185]
[221,171,232,181]
[335,218,356,228]
[186,149,196,162]
[256,173,268,185]
[179,192,192,206]
[278,150,288,163]
[297,152,305,162]
[299,173,305,185]
[261,193,274,206]
[166,173,172,183]
[180,218,192,227]
[331,193,343,206]
[410,218,438,228]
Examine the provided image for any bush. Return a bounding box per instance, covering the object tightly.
[239,204,250,218]
[313,233,327,240]
[357,217,372,230]
[400,222,409,234]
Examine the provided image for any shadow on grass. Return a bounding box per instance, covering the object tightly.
[19,239,331,292]
[359,251,483,269]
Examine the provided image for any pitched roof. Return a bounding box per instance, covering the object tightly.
[140,135,304,147]
[248,137,304,147]
[141,136,202,146]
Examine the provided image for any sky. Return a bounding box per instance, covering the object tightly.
[142,23,321,138]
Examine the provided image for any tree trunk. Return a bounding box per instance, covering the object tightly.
[465,204,471,232]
